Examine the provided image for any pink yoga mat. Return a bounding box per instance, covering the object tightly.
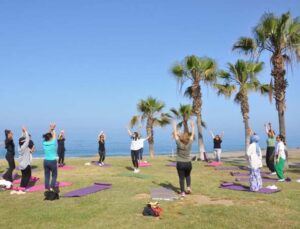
[13,176,40,184]
[13,181,73,192]
[58,165,75,171]
[138,162,151,167]
[207,161,223,167]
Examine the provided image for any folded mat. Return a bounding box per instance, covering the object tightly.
[91,161,112,167]
[13,176,40,184]
[166,162,177,167]
[220,182,281,193]
[151,187,179,201]
[64,183,112,197]
[138,161,151,167]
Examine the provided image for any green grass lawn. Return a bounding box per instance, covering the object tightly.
[1,156,300,229]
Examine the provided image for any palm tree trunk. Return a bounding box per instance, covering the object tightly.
[196,113,205,160]
[146,118,155,158]
[272,54,287,139]
[191,80,205,160]
[183,120,189,133]
[241,91,250,153]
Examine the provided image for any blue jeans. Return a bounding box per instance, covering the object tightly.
[44,160,58,189]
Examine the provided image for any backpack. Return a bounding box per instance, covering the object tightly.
[44,190,59,201]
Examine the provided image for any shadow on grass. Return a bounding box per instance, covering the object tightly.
[125,166,133,171]
[152,181,180,193]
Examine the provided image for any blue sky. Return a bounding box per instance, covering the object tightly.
[0,0,299,148]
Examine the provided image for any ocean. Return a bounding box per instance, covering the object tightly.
[0,136,299,159]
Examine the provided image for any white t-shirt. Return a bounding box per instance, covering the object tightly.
[246,143,262,169]
[276,141,286,160]
[130,138,146,151]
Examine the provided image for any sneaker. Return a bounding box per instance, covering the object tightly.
[17,190,26,195]
[98,163,102,167]
[270,172,277,175]
[278,179,285,182]
[180,192,186,197]
[10,190,17,195]
[135,169,140,173]
[186,188,192,194]
[102,162,105,166]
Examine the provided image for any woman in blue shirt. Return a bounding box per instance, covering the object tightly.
[43,124,58,191]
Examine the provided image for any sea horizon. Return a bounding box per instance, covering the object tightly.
[1,136,299,159]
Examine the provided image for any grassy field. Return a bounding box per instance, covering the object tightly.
[1,155,300,229]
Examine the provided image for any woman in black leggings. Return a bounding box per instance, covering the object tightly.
[2,129,16,182]
[97,131,106,166]
[172,120,195,197]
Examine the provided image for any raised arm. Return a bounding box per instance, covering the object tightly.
[20,127,30,150]
[190,120,195,141]
[172,121,179,141]
[50,123,56,139]
[127,127,133,137]
[220,131,224,139]
[264,123,270,135]
[209,130,215,139]
[98,131,104,140]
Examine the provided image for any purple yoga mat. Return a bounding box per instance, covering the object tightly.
[235,177,278,182]
[166,162,176,167]
[63,183,112,197]
[215,166,249,171]
[230,171,273,177]
[220,183,280,194]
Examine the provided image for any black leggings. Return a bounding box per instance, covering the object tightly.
[98,151,106,163]
[3,154,15,182]
[176,161,192,192]
[58,151,65,164]
[266,146,275,172]
[131,150,139,168]
[20,165,32,188]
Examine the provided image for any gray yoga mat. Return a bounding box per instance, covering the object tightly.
[151,187,179,201]
[220,182,281,194]
[63,183,112,197]
[289,163,300,168]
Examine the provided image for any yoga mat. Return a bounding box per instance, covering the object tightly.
[220,182,281,194]
[207,161,223,167]
[230,171,272,177]
[116,172,153,179]
[235,177,279,183]
[289,163,300,168]
[166,162,176,167]
[13,176,40,184]
[12,181,73,192]
[58,165,75,170]
[63,183,112,197]
[151,187,179,201]
[91,161,112,167]
[215,166,249,171]
[138,161,151,167]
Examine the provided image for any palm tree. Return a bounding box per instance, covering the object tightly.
[172,55,218,160]
[170,104,193,133]
[131,97,170,158]
[215,60,268,152]
[233,12,300,139]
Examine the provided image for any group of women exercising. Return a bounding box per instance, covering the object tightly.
[0,121,289,195]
